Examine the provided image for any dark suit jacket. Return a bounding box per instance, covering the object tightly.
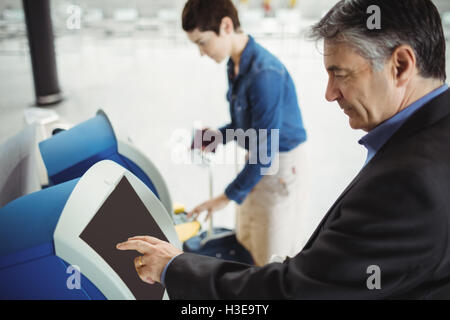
[166,89,450,299]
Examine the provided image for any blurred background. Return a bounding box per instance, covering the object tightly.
[1,0,450,248]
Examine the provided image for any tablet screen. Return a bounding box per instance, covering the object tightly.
[80,176,168,300]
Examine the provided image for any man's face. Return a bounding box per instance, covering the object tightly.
[324,41,401,132]
[187,28,231,63]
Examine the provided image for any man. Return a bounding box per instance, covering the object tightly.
[117,0,450,299]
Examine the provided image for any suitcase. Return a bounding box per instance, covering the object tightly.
[183,227,254,264]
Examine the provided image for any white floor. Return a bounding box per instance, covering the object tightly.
[3,29,440,249]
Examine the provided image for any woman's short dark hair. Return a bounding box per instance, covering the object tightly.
[309,0,446,81]
[182,0,241,35]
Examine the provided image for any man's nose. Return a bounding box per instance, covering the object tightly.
[325,78,342,102]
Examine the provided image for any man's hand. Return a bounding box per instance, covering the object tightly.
[116,236,183,285]
[187,193,230,221]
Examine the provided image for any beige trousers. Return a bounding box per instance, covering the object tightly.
[236,142,309,266]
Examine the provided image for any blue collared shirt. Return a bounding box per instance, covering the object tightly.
[160,255,178,288]
[359,84,448,166]
[218,35,307,204]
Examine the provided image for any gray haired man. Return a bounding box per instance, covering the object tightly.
[117,0,450,299]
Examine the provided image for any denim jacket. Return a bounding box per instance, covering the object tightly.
[218,35,307,204]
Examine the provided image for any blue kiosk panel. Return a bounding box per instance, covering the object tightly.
[38,114,159,198]
[0,179,106,300]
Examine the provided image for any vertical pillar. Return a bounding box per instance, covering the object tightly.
[22,0,63,106]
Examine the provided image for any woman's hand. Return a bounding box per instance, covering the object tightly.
[190,128,221,153]
[116,236,183,284]
[187,193,230,221]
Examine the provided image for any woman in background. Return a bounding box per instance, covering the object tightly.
[183,0,308,266]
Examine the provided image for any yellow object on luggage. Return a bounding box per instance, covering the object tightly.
[173,203,186,215]
[175,221,201,243]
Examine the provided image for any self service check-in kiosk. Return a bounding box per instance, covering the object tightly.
[38,109,173,217]
[0,160,181,299]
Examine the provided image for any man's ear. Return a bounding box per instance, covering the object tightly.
[390,45,417,87]
[220,16,234,35]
